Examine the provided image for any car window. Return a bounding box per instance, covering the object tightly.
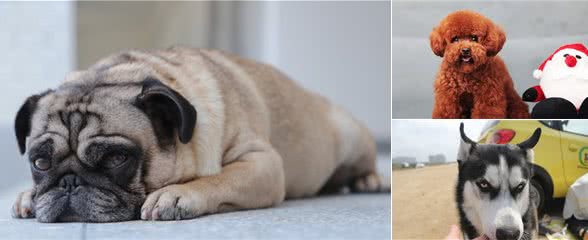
[540,120,561,130]
[562,120,588,136]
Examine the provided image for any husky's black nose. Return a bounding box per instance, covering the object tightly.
[496,228,520,240]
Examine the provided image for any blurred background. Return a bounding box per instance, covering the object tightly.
[391,119,486,166]
[392,0,588,118]
[1,1,390,187]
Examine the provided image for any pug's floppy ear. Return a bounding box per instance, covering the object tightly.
[15,93,46,154]
[136,77,197,144]
[457,123,476,161]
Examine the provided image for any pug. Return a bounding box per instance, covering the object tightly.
[11,47,389,222]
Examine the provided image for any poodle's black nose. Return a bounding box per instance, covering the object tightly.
[461,48,471,55]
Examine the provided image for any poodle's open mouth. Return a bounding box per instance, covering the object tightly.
[460,55,473,64]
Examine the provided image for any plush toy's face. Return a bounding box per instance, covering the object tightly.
[539,47,588,109]
[542,49,588,82]
[429,10,506,74]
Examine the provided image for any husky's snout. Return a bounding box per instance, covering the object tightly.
[480,198,525,240]
[495,212,522,240]
[490,207,524,240]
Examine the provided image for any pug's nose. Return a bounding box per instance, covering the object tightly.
[461,48,471,55]
[495,228,520,240]
[59,174,83,192]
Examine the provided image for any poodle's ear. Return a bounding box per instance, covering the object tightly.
[430,26,446,57]
[484,23,506,56]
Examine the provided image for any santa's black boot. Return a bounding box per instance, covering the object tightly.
[531,97,578,119]
[578,98,588,118]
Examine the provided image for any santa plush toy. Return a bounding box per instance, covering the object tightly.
[523,43,588,118]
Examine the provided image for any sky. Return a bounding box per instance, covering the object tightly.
[391,120,489,163]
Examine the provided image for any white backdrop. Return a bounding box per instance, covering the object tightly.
[0,2,74,187]
[0,2,74,125]
[236,1,391,140]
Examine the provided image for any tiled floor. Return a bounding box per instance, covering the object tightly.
[0,157,391,240]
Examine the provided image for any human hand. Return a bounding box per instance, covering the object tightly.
[445,225,488,240]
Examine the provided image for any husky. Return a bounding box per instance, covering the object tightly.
[456,123,540,240]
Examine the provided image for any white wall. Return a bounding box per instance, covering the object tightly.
[237,1,391,140]
[0,2,75,126]
[0,2,74,186]
[76,1,212,68]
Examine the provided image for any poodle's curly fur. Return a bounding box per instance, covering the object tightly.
[430,10,529,119]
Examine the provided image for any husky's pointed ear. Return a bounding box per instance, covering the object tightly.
[459,123,476,145]
[136,77,197,144]
[457,140,474,162]
[517,128,542,150]
[457,123,476,161]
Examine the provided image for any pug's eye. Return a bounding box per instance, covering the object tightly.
[451,37,459,43]
[476,179,491,192]
[471,35,478,42]
[33,158,51,171]
[513,182,526,193]
[101,153,128,169]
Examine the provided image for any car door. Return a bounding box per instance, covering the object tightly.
[560,120,588,186]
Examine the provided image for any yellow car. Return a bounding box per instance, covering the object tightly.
[480,120,588,213]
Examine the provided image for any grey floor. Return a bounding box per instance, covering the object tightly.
[0,133,391,240]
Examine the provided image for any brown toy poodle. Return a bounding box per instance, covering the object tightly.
[430,10,529,119]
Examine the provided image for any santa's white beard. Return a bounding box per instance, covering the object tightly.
[541,75,588,109]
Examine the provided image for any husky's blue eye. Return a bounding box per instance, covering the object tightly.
[513,182,526,193]
[476,179,491,192]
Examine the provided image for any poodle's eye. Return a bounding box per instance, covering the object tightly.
[564,54,570,57]
[451,37,459,43]
[577,55,582,59]
[471,35,478,42]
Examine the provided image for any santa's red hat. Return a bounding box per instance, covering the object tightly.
[533,43,588,79]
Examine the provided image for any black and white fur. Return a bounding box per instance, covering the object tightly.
[456,123,540,240]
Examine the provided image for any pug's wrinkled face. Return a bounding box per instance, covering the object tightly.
[15,76,197,222]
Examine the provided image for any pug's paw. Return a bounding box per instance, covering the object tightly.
[12,189,35,219]
[140,184,206,221]
[351,173,391,193]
